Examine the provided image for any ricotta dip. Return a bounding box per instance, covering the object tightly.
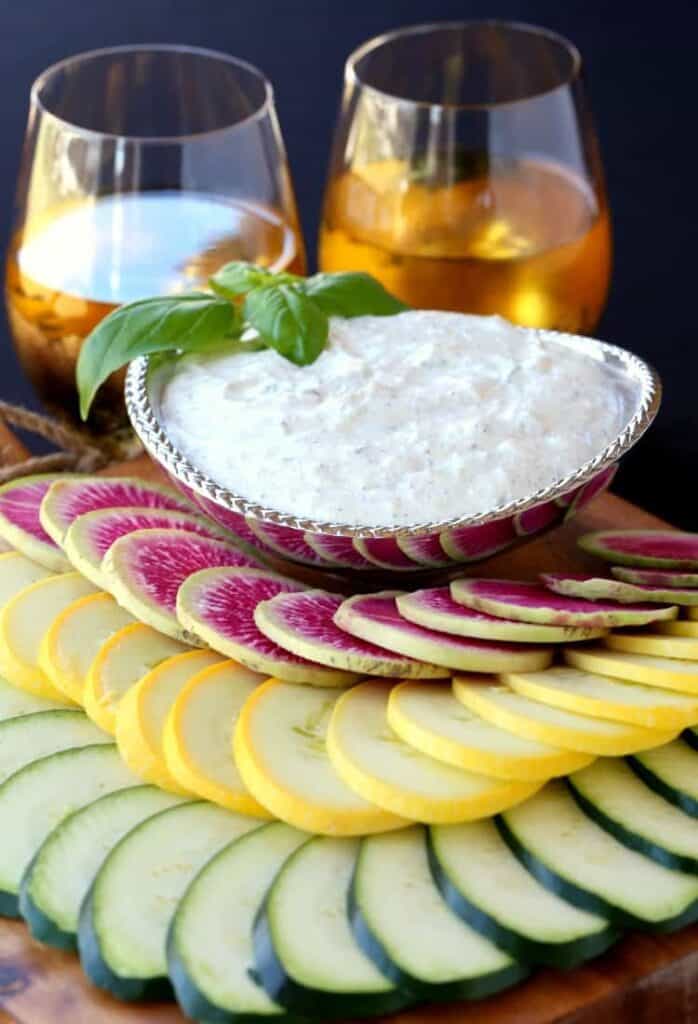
[158,311,637,527]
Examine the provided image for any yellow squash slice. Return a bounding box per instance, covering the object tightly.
[565,647,698,695]
[327,680,541,824]
[162,660,270,816]
[83,622,190,734]
[604,631,698,661]
[453,677,676,756]
[657,620,698,638]
[0,551,53,608]
[233,678,406,835]
[0,572,97,701]
[503,665,698,731]
[387,681,593,780]
[687,607,698,622]
[115,649,223,794]
[38,592,135,703]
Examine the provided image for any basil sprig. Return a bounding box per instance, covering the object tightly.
[77,262,407,419]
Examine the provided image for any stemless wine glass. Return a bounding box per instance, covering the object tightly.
[320,21,611,334]
[5,45,306,449]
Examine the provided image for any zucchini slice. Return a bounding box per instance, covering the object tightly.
[503,665,698,731]
[0,709,109,786]
[453,677,676,755]
[168,821,308,1022]
[499,781,698,930]
[0,743,137,916]
[629,740,698,817]
[327,681,539,823]
[567,760,698,874]
[20,785,184,949]
[115,648,222,794]
[428,819,618,968]
[350,826,527,1000]
[78,801,259,1000]
[0,675,70,721]
[254,835,412,1018]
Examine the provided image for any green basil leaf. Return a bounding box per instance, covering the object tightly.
[209,261,276,299]
[302,272,408,318]
[77,293,238,419]
[244,284,328,365]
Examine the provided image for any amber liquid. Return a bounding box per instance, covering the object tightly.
[5,192,305,447]
[319,156,611,334]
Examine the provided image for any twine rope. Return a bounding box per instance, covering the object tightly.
[0,401,109,484]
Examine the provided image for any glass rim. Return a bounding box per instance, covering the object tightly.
[30,43,275,144]
[345,19,583,110]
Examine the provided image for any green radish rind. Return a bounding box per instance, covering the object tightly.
[541,573,698,606]
[628,743,698,819]
[566,761,698,875]
[498,782,698,932]
[349,827,528,1001]
[612,566,698,588]
[19,785,184,951]
[253,836,413,1019]
[579,530,698,569]
[167,822,309,1024]
[426,820,619,970]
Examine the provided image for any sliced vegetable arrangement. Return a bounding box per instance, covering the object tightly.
[3,485,698,1016]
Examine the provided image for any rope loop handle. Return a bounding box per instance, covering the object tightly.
[0,401,109,485]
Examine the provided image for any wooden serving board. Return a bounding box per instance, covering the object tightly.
[0,435,696,1023]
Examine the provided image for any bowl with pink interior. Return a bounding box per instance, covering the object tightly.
[125,319,661,582]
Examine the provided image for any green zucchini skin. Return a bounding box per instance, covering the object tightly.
[566,779,698,876]
[19,852,75,950]
[0,891,19,919]
[495,816,698,933]
[77,887,172,1002]
[682,729,698,752]
[627,756,698,819]
[425,831,619,970]
[166,935,270,1024]
[347,871,528,1000]
[252,906,412,1020]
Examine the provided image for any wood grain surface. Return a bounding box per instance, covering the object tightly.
[1,448,696,1024]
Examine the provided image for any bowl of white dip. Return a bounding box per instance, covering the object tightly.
[126,311,660,579]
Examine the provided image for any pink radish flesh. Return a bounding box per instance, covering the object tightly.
[71,508,230,563]
[355,537,418,570]
[248,521,330,566]
[305,533,375,569]
[0,476,62,550]
[451,578,677,627]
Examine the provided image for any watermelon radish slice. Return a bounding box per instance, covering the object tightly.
[103,528,262,642]
[541,573,698,607]
[0,474,79,571]
[513,502,562,538]
[353,537,417,571]
[440,519,516,563]
[177,567,357,687]
[255,590,448,678]
[396,587,606,643]
[396,533,453,568]
[304,533,375,570]
[579,530,698,569]
[612,566,698,588]
[247,521,330,567]
[563,465,618,522]
[190,497,277,556]
[334,593,553,673]
[450,579,678,628]
[63,508,234,589]
[39,476,193,546]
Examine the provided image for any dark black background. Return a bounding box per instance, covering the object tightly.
[1,0,695,525]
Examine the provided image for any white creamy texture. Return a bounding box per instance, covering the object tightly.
[159,311,636,527]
